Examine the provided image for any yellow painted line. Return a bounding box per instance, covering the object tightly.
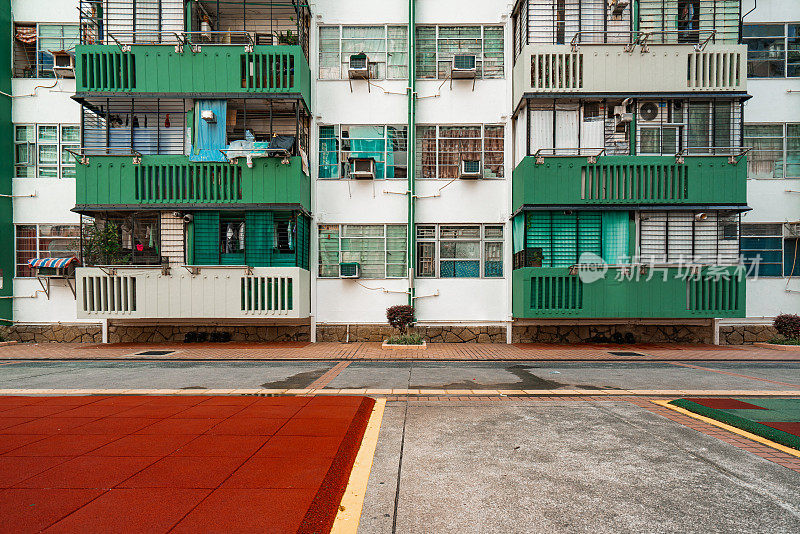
[331,398,387,534]
[652,400,800,459]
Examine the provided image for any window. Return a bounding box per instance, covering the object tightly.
[744,124,800,179]
[416,224,504,278]
[13,23,79,78]
[417,125,504,179]
[15,224,80,277]
[520,211,629,268]
[319,25,408,80]
[635,100,740,155]
[318,225,407,278]
[14,124,79,178]
[743,23,800,78]
[639,211,740,265]
[741,223,800,278]
[318,125,408,179]
[416,25,504,79]
[741,223,784,277]
[220,214,246,264]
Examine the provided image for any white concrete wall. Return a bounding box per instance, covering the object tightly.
[312,0,513,326]
[741,0,800,319]
[11,2,90,325]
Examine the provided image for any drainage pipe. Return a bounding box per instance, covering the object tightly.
[407,0,416,306]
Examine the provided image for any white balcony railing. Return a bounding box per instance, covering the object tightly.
[513,43,746,104]
[76,266,310,320]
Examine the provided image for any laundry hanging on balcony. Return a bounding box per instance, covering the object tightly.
[190,100,227,162]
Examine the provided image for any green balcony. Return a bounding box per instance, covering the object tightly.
[75,155,310,212]
[75,44,310,107]
[512,155,747,212]
[512,267,744,319]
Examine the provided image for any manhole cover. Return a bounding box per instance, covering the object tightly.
[134,350,176,356]
[608,351,646,357]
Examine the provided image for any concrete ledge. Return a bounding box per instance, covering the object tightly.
[752,342,800,351]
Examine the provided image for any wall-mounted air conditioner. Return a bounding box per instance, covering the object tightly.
[460,160,482,179]
[348,53,369,79]
[349,157,376,179]
[451,54,477,79]
[785,223,800,237]
[608,0,629,17]
[638,101,663,123]
[51,51,75,78]
[339,262,361,279]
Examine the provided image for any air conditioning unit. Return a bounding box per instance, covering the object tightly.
[51,51,75,78]
[460,159,482,179]
[638,101,663,123]
[785,223,800,237]
[608,0,629,17]
[613,104,632,125]
[349,157,376,179]
[348,53,369,79]
[451,54,477,79]
[339,262,361,279]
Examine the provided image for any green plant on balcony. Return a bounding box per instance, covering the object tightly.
[82,221,130,266]
[276,30,298,45]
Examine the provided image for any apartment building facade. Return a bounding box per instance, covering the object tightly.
[0,0,790,344]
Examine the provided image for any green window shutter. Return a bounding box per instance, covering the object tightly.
[245,211,271,267]
[526,211,553,267]
[552,212,577,267]
[296,214,310,270]
[193,211,220,264]
[602,211,630,265]
[577,212,602,261]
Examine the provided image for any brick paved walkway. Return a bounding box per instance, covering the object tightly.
[0,342,797,361]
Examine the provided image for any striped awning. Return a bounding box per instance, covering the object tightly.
[28,257,79,269]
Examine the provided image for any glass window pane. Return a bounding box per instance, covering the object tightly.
[38,144,58,164]
[38,125,57,142]
[15,125,34,142]
[61,125,80,143]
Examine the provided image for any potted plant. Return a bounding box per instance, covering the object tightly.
[383,304,425,349]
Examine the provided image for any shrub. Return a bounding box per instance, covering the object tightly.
[386,305,415,334]
[773,314,800,340]
[386,333,423,345]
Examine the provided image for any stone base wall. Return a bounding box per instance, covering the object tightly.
[0,324,102,343]
[108,325,310,343]
[719,325,778,345]
[316,324,507,343]
[512,324,713,344]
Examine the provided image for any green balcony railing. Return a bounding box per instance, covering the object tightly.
[76,44,311,107]
[75,155,310,212]
[512,155,747,211]
[512,266,745,319]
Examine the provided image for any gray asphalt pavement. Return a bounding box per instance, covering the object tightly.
[0,360,798,391]
[360,400,800,534]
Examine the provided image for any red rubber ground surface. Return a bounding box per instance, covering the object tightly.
[0,395,375,533]
[685,398,767,410]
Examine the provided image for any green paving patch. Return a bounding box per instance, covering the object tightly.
[670,398,800,451]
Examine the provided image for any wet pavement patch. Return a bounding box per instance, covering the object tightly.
[134,350,176,356]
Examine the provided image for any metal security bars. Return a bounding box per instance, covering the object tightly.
[81,98,186,156]
[416,25,504,79]
[511,0,741,62]
[522,98,744,156]
[79,0,311,58]
[79,213,162,267]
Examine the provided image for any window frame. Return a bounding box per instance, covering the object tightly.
[318,124,408,180]
[14,223,81,278]
[743,23,800,79]
[13,23,80,79]
[318,224,408,279]
[740,223,799,278]
[415,224,505,279]
[318,24,409,80]
[14,123,80,179]
[415,24,505,80]
[744,123,800,180]
[416,124,505,179]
